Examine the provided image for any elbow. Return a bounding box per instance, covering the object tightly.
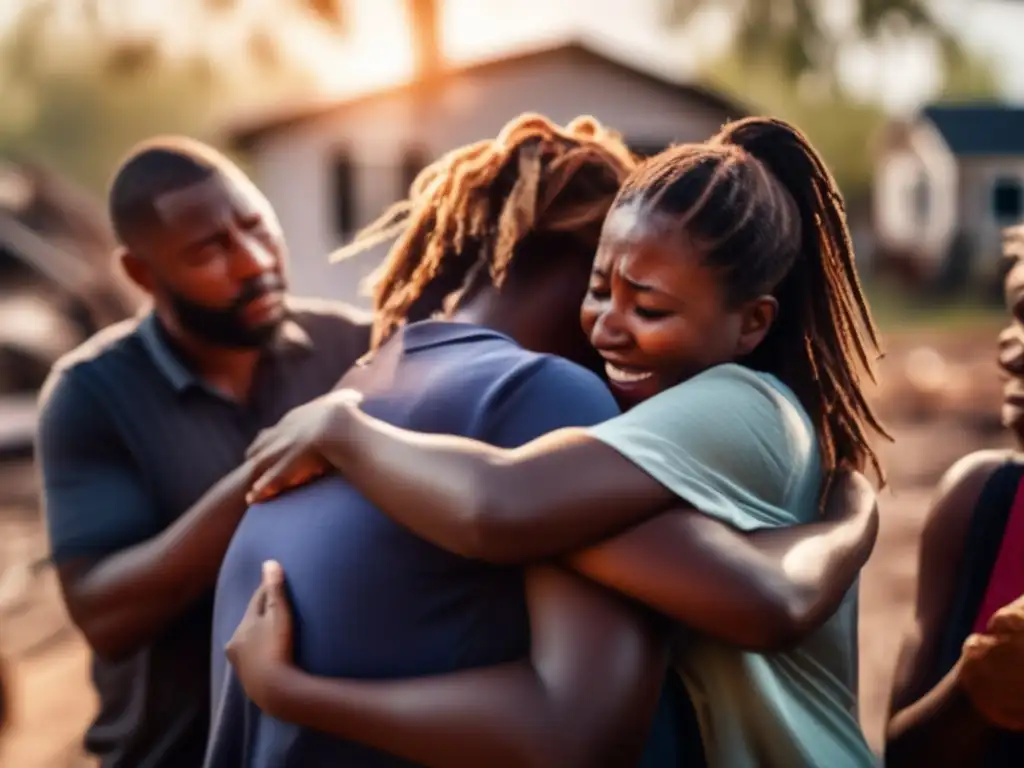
[733,583,815,653]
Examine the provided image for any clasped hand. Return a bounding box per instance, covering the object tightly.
[245,388,363,504]
[959,593,1024,731]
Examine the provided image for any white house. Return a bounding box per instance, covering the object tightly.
[874,103,1024,290]
[222,39,747,305]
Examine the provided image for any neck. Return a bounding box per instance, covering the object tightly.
[155,310,262,402]
[449,288,539,350]
[450,286,561,354]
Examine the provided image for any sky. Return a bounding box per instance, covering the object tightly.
[4,0,1024,113]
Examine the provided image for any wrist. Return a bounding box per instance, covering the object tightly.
[261,662,304,721]
[317,400,358,467]
[951,658,998,729]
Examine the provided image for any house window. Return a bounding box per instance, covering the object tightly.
[992,177,1023,223]
[628,141,668,159]
[400,146,431,195]
[332,149,356,238]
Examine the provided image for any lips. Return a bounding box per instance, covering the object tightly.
[604,362,654,384]
[243,291,284,318]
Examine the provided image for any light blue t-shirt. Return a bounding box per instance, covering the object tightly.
[590,363,877,768]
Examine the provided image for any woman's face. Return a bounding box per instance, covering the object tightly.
[580,201,775,407]
[999,257,1024,445]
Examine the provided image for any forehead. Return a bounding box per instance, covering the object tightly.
[595,201,702,277]
[152,171,264,232]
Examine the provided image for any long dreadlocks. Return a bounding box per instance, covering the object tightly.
[332,113,637,348]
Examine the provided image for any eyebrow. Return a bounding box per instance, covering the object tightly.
[621,274,654,293]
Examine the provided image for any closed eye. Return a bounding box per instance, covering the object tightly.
[634,306,670,320]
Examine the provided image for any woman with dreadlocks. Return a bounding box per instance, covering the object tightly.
[226,115,882,767]
[885,226,1024,767]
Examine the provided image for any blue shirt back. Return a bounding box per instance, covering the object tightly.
[207,321,688,767]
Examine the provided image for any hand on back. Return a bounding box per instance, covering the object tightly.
[246,389,363,504]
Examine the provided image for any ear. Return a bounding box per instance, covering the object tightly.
[735,295,778,357]
[118,247,155,295]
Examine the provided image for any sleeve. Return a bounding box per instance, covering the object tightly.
[588,363,819,531]
[482,357,622,448]
[37,367,165,563]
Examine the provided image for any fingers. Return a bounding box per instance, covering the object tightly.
[962,633,998,659]
[247,447,305,504]
[246,437,288,488]
[248,427,277,461]
[262,560,288,613]
[243,583,268,619]
[988,597,1024,635]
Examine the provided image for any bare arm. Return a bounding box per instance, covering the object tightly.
[885,450,1008,765]
[236,564,669,768]
[569,469,878,651]
[56,462,252,661]
[251,396,675,563]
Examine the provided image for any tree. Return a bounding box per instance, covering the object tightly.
[663,0,951,80]
[696,35,1000,200]
[0,1,336,192]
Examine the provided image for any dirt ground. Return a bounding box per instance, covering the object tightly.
[0,323,1010,766]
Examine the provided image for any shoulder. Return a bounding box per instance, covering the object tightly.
[923,449,1016,550]
[40,317,146,416]
[694,363,810,424]
[48,316,145,377]
[492,353,615,407]
[286,296,373,379]
[609,363,813,446]
[591,363,817,521]
[287,296,372,338]
[482,354,620,443]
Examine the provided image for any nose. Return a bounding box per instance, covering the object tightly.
[589,304,631,351]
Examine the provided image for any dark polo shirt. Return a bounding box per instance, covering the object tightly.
[206,321,689,767]
[36,297,371,768]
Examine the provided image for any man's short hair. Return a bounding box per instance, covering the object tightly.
[108,137,228,247]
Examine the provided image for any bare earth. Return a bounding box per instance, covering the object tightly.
[0,324,1008,766]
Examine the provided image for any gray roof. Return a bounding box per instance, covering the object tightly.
[922,103,1024,156]
[224,41,749,150]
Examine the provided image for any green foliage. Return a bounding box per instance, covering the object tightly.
[0,4,326,194]
[938,41,1001,101]
[664,0,948,80]
[698,50,887,198]
[692,3,1002,199]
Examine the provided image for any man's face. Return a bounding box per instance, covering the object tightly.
[124,170,289,349]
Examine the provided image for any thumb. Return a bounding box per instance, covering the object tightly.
[262,560,286,609]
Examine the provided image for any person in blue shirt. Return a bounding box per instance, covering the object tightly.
[222,114,879,767]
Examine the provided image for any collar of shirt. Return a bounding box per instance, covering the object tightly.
[137,309,313,395]
[400,320,515,355]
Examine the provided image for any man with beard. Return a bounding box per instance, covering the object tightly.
[35,138,370,767]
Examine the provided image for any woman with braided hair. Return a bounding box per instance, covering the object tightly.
[885,226,1024,766]
[221,114,881,767]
